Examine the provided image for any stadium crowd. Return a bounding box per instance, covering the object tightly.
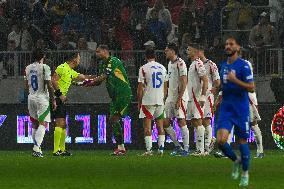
[0,0,283,52]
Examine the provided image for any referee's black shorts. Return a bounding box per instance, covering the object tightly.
[52,98,67,119]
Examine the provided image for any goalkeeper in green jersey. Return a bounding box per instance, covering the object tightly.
[84,45,132,156]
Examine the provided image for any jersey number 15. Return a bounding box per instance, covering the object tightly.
[152,72,162,88]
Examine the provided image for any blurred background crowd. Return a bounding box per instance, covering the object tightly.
[0,0,283,52]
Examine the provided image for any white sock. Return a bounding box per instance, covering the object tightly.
[35,125,46,147]
[227,129,234,144]
[252,124,263,153]
[242,170,249,177]
[196,125,205,153]
[32,128,37,144]
[205,125,212,150]
[158,135,165,152]
[165,126,181,147]
[145,136,152,151]
[180,126,189,152]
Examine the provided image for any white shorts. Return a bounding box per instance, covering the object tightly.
[187,100,204,120]
[28,95,51,122]
[204,94,214,119]
[139,105,165,119]
[249,102,261,122]
[165,100,187,119]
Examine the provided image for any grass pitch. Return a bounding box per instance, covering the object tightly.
[0,150,283,189]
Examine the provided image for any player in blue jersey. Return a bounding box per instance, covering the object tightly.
[217,36,255,187]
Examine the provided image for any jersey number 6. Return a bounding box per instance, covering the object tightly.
[152,72,162,88]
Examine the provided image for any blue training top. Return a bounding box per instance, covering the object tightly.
[219,57,254,118]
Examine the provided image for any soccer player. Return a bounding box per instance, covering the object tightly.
[84,45,132,156]
[163,43,190,156]
[52,52,96,156]
[217,36,255,187]
[186,44,209,156]
[137,49,167,156]
[25,49,56,157]
[199,50,220,155]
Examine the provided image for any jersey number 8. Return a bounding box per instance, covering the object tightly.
[31,75,38,91]
[152,72,162,88]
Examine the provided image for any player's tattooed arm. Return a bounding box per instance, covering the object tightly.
[45,80,57,110]
[199,75,209,107]
[227,71,255,92]
[137,82,144,111]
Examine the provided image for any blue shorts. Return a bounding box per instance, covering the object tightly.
[217,112,250,139]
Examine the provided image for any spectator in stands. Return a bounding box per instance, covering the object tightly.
[224,0,241,32]
[57,34,75,50]
[208,36,224,66]
[179,32,191,64]
[34,38,48,51]
[62,3,84,35]
[3,39,17,76]
[249,12,279,48]
[107,28,121,51]
[269,0,283,29]
[46,0,68,23]
[147,9,167,49]
[77,37,95,74]
[144,40,155,50]
[7,23,32,51]
[146,0,172,36]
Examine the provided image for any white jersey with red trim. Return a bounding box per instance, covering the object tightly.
[187,58,207,101]
[167,57,189,102]
[138,61,167,105]
[245,60,258,105]
[204,59,220,92]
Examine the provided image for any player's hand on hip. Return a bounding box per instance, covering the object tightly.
[199,100,205,108]
[52,100,57,111]
[227,71,237,82]
[175,98,182,110]
[60,95,67,103]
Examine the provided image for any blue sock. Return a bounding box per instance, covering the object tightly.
[239,143,250,171]
[219,143,237,161]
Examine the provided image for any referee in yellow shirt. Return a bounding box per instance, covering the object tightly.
[51,52,95,156]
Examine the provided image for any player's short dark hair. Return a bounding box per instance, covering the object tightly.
[66,51,79,61]
[145,49,156,59]
[226,35,240,45]
[166,43,178,54]
[188,43,204,51]
[33,49,45,62]
[97,44,109,51]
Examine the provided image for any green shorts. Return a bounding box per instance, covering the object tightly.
[110,96,132,117]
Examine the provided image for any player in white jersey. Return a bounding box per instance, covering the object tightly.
[24,49,56,157]
[245,59,264,158]
[199,50,220,155]
[137,49,168,156]
[163,43,190,156]
[186,44,209,156]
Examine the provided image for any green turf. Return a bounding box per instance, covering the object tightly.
[0,150,283,189]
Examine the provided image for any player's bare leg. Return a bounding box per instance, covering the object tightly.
[110,114,126,156]
[203,118,214,155]
[251,121,264,158]
[191,118,205,156]
[164,118,183,155]
[156,118,165,155]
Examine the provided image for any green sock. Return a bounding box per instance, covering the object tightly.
[53,127,62,153]
[112,121,124,145]
[60,128,66,152]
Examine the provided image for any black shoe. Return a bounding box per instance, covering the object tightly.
[32,151,43,158]
[61,150,72,156]
[53,151,62,156]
